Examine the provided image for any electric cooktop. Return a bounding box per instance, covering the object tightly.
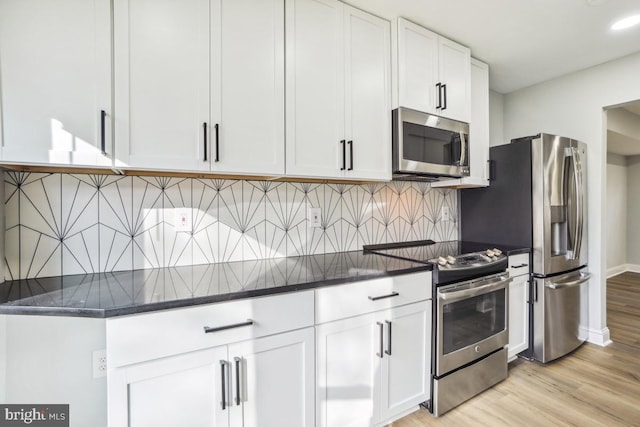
[363,240,508,285]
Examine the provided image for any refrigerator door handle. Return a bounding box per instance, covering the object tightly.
[572,147,585,261]
[545,272,591,290]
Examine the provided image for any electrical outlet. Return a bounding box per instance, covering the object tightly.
[308,207,322,228]
[92,349,107,378]
[441,206,450,222]
[174,208,192,232]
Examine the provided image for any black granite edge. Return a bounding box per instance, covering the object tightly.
[0,305,107,318]
[0,264,433,319]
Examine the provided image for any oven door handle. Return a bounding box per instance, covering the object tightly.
[438,277,512,302]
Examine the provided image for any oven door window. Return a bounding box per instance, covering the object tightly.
[442,288,506,355]
[402,122,467,166]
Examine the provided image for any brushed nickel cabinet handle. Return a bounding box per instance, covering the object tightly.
[385,320,392,356]
[376,322,384,358]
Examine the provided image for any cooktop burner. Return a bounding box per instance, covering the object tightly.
[363,240,508,285]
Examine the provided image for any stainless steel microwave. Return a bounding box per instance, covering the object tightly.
[392,107,470,178]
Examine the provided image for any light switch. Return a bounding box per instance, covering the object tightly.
[441,206,450,222]
[308,207,322,228]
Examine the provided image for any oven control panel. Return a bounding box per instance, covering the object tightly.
[430,249,506,270]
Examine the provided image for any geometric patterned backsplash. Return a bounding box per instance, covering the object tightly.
[4,171,457,280]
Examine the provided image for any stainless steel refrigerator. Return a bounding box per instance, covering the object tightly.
[460,133,591,363]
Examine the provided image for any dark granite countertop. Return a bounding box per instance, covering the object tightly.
[0,251,431,318]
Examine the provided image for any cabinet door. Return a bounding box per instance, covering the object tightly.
[211,0,285,175]
[379,302,431,423]
[316,313,381,427]
[508,274,529,361]
[343,5,391,181]
[114,0,210,171]
[438,37,470,122]
[396,18,438,115]
[0,0,112,166]
[229,328,315,427]
[469,58,490,183]
[285,0,345,179]
[108,346,229,427]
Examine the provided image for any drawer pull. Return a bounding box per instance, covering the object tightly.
[368,292,399,301]
[511,263,528,269]
[204,319,254,334]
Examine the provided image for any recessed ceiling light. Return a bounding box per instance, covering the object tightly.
[612,14,640,30]
[585,0,608,6]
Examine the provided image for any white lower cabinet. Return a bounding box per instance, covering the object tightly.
[379,303,431,422]
[110,327,314,427]
[229,329,315,427]
[121,346,228,427]
[107,291,315,427]
[316,301,431,427]
[508,253,530,361]
[106,274,433,427]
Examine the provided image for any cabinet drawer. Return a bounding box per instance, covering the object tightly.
[315,272,432,324]
[508,253,530,277]
[107,291,314,367]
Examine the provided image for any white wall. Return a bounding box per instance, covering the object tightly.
[503,51,640,346]
[627,156,640,267]
[489,89,505,146]
[606,153,627,275]
[3,315,107,427]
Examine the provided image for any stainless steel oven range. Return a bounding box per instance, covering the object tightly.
[364,240,511,416]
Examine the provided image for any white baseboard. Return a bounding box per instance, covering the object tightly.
[606,264,640,278]
[626,264,640,273]
[607,264,627,278]
[586,327,612,347]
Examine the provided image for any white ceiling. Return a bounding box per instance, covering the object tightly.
[346,0,640,94]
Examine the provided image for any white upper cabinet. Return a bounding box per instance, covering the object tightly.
[286,0,391,181]
[344,6,392,181]
[0,0,112,167]
[432,58,490,188]
[114,0,284,174]
[211,0,285,175]
[113,0,210,172]
[285,0,344,179]
[396,17,470,123]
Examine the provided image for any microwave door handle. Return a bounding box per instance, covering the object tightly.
[459,131,467,167]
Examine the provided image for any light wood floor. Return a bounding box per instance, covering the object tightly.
[392,273,640,426]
